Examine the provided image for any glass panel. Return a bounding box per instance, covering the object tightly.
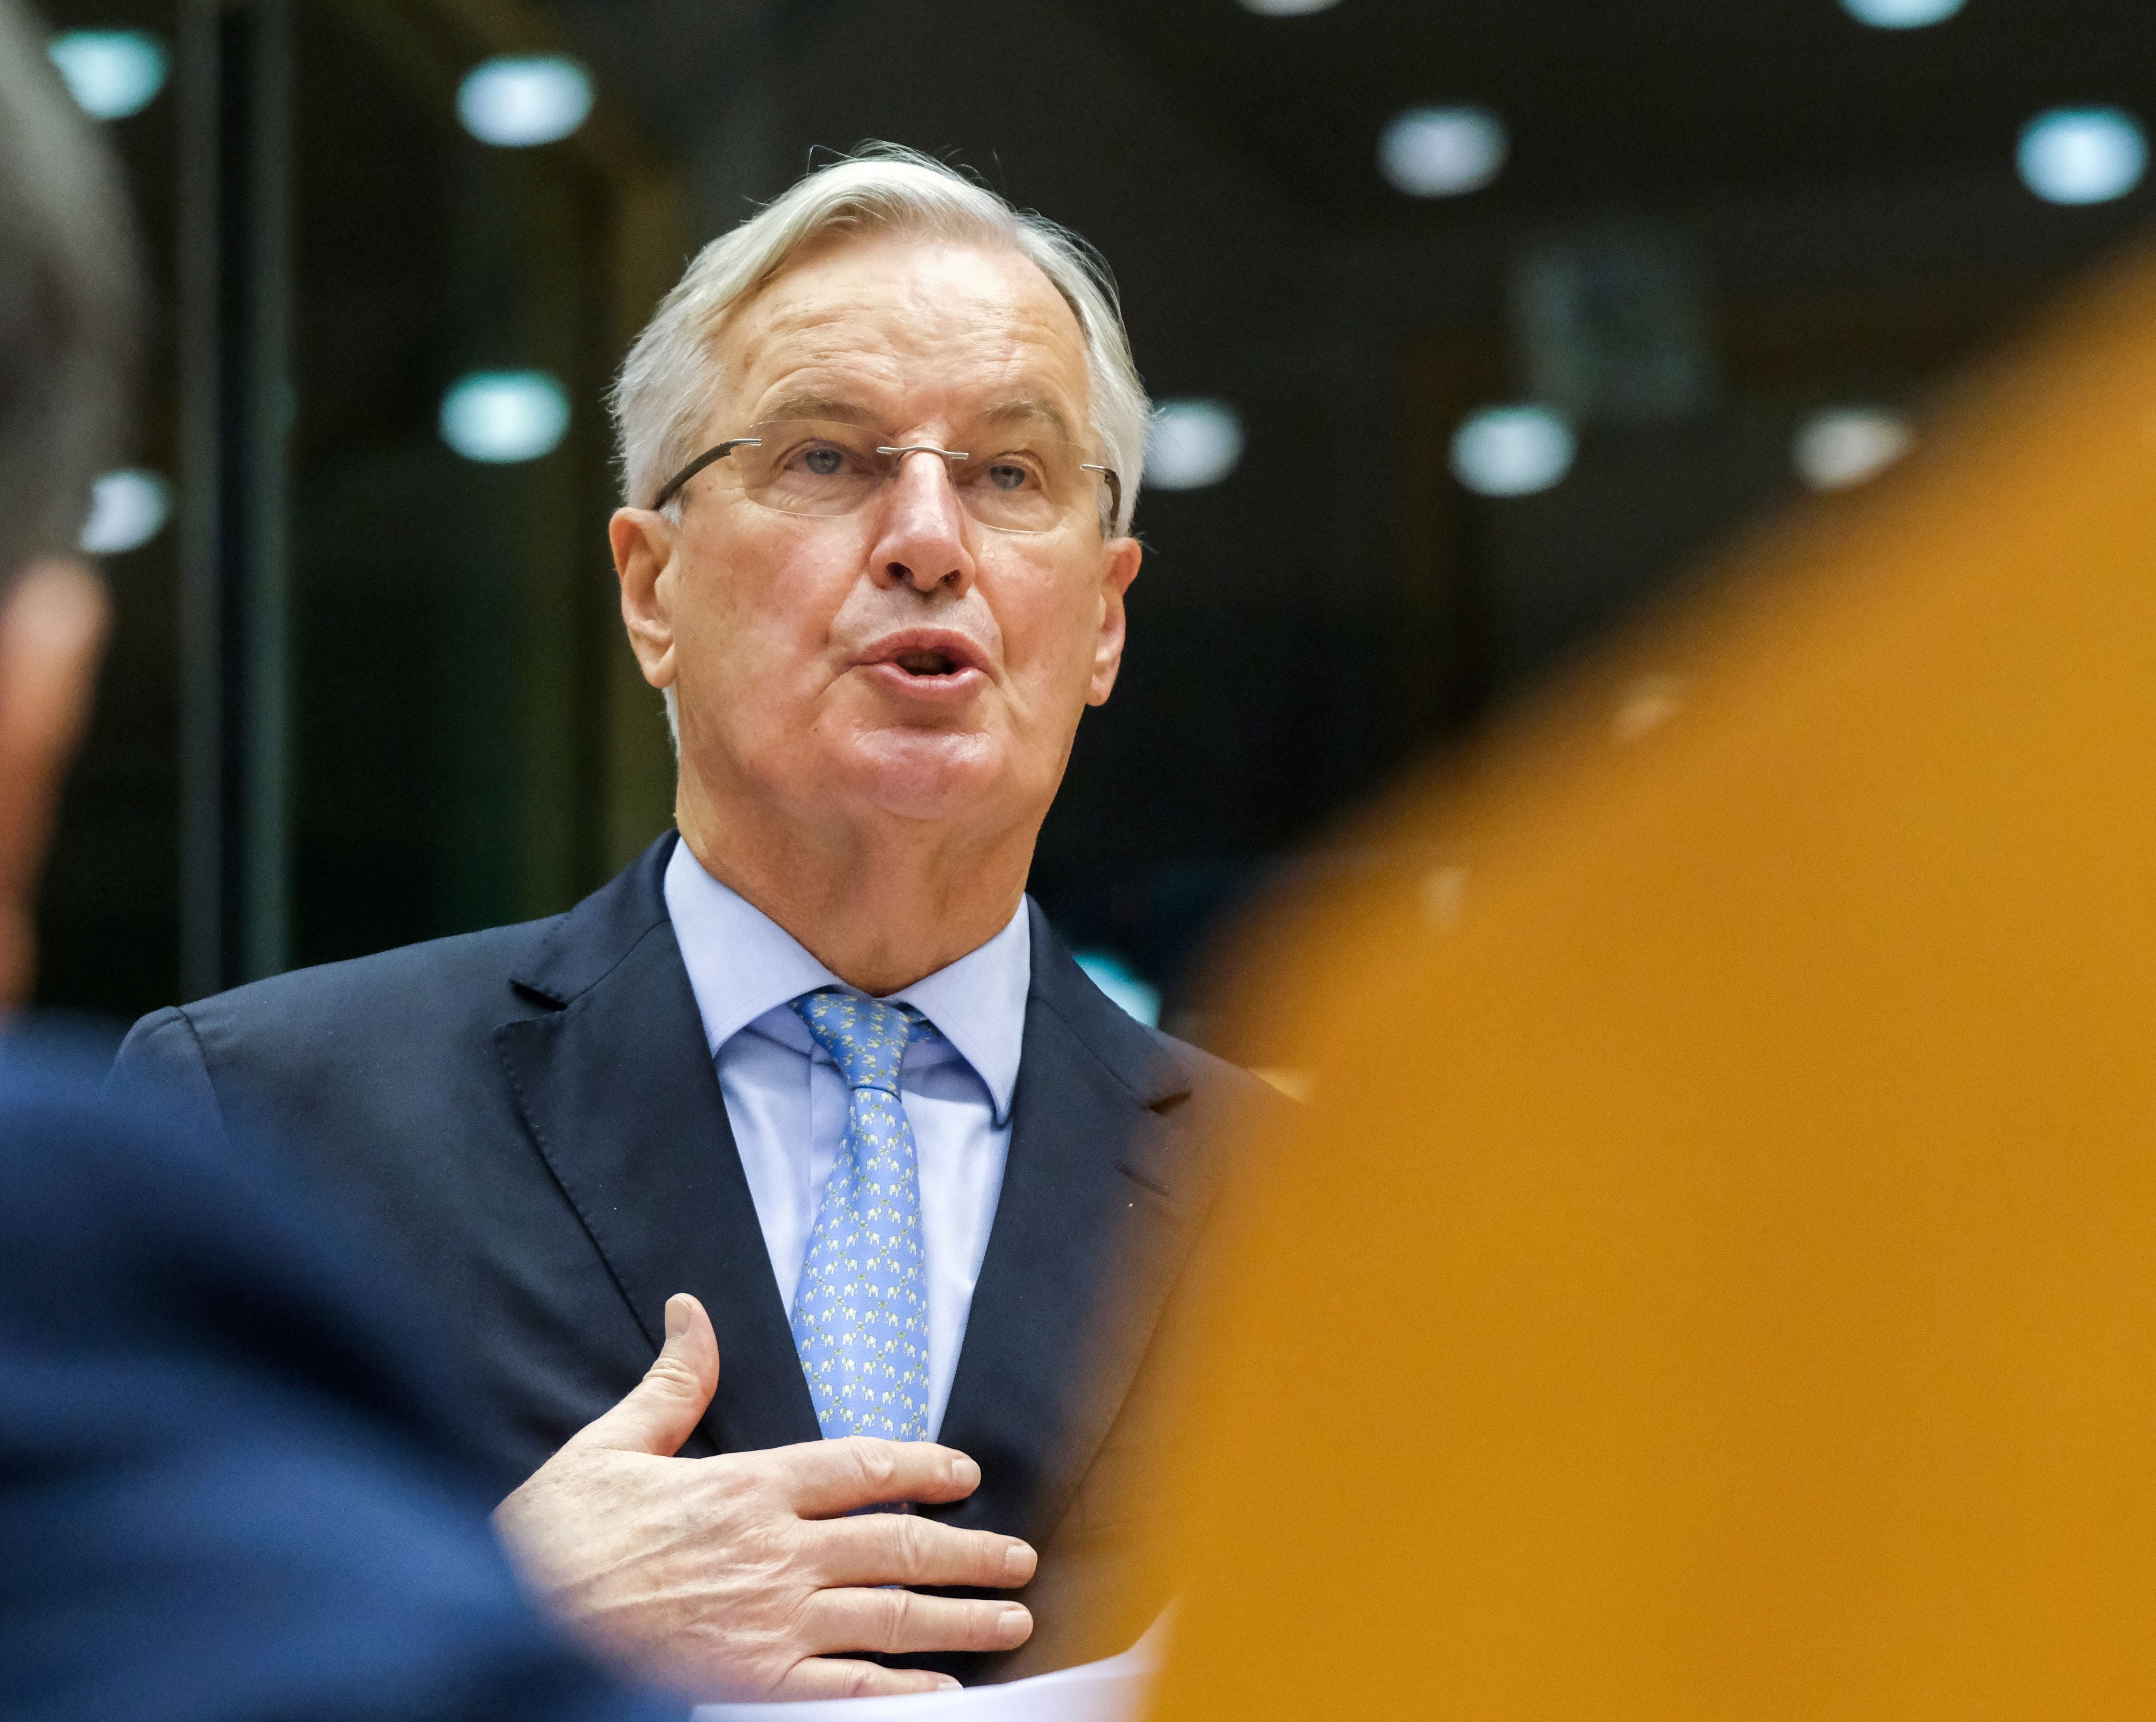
[285,1,624,967]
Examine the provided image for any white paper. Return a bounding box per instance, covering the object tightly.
[690,1616,1166,1722]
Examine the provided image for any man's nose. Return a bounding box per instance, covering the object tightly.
[871,448,977,598]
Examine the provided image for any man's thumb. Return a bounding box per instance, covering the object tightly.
[577,1293,719,1456]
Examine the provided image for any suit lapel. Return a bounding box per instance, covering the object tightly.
[932,906,1208,1549]
[493,833,819,1456]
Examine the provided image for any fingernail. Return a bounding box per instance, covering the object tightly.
[948,1454,980,1491]
[664,1296,688,1342]
[1005,1542,1035,1582]
[935,1677,961,1692]
[999,1604,1029,1637]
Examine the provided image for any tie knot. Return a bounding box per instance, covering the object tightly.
[791,989,937,1094]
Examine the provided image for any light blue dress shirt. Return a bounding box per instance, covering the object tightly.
[661,839,1029,1441]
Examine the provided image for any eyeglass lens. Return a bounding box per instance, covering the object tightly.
[717,418,1109,534]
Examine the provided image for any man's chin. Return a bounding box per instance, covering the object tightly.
[838,728,1008,821]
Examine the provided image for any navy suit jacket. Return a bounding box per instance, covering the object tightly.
[0,1030,662,1722]
[112,833,1275,1681]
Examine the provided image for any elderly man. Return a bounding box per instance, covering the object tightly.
[117,147,1271,1698]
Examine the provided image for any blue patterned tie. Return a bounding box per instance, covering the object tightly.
[789,988,939,1441]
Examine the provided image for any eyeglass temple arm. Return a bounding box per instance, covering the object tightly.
[1082,463,1123,533]
[648,437,762,510]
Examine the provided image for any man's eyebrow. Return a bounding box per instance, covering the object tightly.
[747,394,1085,441]
[754,392,879,425]
[977,398,1079,440]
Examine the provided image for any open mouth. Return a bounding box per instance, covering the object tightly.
[861,632,986,687]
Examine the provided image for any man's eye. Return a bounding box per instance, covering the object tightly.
[801,446,846,477]
[986,460,1032,491]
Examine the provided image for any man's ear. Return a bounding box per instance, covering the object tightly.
[612,507,679,693]
[1086,536,1142,708]
[0,558,110,1010]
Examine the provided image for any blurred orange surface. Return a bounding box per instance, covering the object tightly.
[1150,239,2156,1721]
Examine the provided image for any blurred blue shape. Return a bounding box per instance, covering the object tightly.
[440,371,571,464]
[1792,406,1914,491]
[1841,0,1963,26]
[456,56,593,148]
[1145,400,1244,491]
[1379,105,1508,198]
[48,30,166,120]
[79,469,172,555]
[1451,405,1575,497]
[2018,108,2147,205]
[1072,951,1162,1027]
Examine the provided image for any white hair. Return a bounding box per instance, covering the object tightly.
[612,143,1149,534]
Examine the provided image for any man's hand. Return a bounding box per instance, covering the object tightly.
[492,1293,1036,1701]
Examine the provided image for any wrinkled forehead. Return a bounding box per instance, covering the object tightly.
[708,233,1095,437]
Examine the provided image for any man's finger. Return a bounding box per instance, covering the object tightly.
[809,1510,1037,1590]
[781,1435,984,1516]
[569,1293,719,1457]
[806,1587,1034,1657]
[767,1659,961,1701]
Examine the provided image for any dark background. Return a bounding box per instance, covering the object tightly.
[34,0,2154,1039]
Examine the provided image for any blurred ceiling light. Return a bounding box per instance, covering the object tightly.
[2017,107,2147,205]
[48,30,167,120]
[439,371,570,464]
[1840,0,1964,26]
[1144,399,1244,491]
[456,55,592,147]
[1450,405,1574,497]
[1792,406,1914,491]
[78,469,171,555]
[1237,0,1342,13]
[1379,105,1508,198]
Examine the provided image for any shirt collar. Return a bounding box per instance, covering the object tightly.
[885,904,1030,1129]
[662,837,1030,1127]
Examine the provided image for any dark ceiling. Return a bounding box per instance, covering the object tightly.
[557,0,2156,225]
[1089,0,2156,218]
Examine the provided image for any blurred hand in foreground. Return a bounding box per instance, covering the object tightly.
[493,1293,1036,1701]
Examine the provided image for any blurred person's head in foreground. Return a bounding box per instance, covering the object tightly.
[0,39,662,1722]
[610,146,1146,991]
[0,0,132,1008]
